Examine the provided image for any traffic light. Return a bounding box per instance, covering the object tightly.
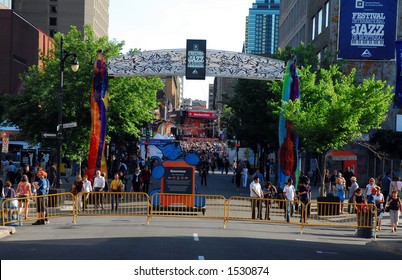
[236,143,240,152]
[145,125,152,139]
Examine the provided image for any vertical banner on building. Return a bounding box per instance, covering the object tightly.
[395,41,402,108]
[338,0,397,60]
[186,39,206,80]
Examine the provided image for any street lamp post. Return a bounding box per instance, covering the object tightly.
[56,36,79,189]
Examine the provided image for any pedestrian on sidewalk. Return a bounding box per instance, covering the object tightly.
[283,178,295,223]
[386,190,401,233]
[250,176,263,220]
[262,182,276,220]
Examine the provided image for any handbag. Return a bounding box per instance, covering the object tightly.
[385,205,390,212]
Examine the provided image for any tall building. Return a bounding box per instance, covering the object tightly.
[278,0,402,181]
[0,9,53,94]
[245,0,280,55]
[12,0,109,38]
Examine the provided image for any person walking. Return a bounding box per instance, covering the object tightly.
[348,176,359,214]
[262,182,276,220]
[365,177,377,199]
[283,178,296,223]
[373,187,384,231]
[249,176,263,220]
[131,168,143,192]
[242,164,248,188]
[93,170,105,210]
[297,181,310,223]
[71,175,83,211]
[386,190,401,233]
[335,177,346,214]
[381,172,391,207]
[32,171,48,225]
[110,173,124,211]
[82,174,92,210]
[16,175,32,220]
[141,166,151,194]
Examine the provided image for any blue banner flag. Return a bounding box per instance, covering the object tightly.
[338,0,397,60]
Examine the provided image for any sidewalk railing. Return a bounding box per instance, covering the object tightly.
[1,192,378,237]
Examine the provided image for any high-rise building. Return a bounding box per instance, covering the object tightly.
[245,0,280,55]
[278,0,402,182]
[12,0,109,38]
[0,9,53,94]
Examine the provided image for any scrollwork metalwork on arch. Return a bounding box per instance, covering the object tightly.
[108,49,284,80]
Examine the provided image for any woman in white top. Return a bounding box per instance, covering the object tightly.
[365,177,376,198]
[373,187,384,231]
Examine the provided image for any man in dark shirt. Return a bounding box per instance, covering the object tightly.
[343,166,354,194]
[381,172,392,207]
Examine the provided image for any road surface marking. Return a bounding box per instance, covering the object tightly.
[193,233,199,241]
[316,250,338,254]
[198,256,205,260]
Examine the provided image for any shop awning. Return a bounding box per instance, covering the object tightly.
[327,151,357,161]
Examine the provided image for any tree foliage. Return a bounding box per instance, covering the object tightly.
[278,65,394,153]
[221,79,280,151]
[276,42,319,72]
[0,26,163,160]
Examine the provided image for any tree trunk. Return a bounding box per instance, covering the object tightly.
[320,150,329,197]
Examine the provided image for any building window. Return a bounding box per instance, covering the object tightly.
[49,17,57,26]
[311,16,316,41]
[325,2,329,28]
[49,29,57,37]
[50,5,57,13]
[318,9,323,35]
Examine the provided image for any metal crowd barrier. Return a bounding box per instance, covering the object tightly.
[149,193,226,226]
[226,196,306,227]
[1,192,378,238]
[1,192,76,226]
[303,202,378,233]
[75,191,150,222]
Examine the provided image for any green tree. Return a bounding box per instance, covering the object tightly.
[222,79,280,164]
[0,26,163,161]
[278,65,393,195]
[276,42,319,72]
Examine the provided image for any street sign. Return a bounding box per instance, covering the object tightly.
[62,122,77,129]
[2,137,9,153]
[42,133,57,138]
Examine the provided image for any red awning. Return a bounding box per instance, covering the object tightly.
[327,151,357,161]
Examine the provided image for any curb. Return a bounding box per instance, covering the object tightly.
[0,226,16,238]
[371,239,402,256]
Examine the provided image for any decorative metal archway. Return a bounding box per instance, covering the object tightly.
[108,49,284,80]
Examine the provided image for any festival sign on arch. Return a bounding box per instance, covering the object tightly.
[86,40,287,181]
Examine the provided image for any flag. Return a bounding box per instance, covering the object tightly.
[278,57,300,188]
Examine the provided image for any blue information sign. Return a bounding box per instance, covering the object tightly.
[338,0,397,60]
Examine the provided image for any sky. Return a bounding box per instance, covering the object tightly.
[108,0,254,101]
